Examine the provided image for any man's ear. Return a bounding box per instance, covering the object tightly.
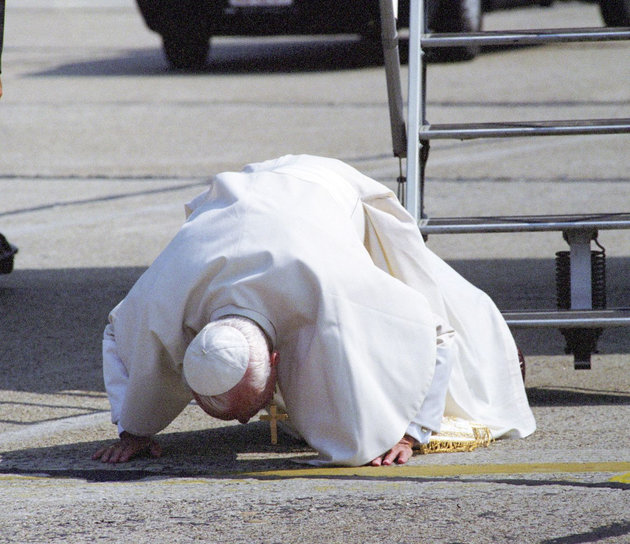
[270,351,279,367]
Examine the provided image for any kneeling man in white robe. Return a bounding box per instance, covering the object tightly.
[92,155,535,467]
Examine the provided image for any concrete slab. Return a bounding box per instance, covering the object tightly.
[0,1,629,542]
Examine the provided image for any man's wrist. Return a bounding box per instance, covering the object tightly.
[403,434,417,448]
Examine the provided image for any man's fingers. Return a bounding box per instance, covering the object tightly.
[92,437,160,464]
[377,441,414,466]
[94,446,114,463]
[91,443,129,463]
[114,442,143,463]
[91,446,108,461]
[113,446,130,463]
[394,446,413,465]
[381,449,399,466]
[104,445,123,463]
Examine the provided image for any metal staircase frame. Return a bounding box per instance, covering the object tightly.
[378,0,630,368]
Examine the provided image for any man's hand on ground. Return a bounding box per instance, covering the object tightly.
[92,431,162,463]
[370,434,416,466]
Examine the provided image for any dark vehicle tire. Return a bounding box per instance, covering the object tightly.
[163,35,210,70]
[135,0,214,70]
[599,0,630,26]
[428,0,482,61]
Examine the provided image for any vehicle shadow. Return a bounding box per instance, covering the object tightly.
[31,36,388,78]
[28,28,560,78]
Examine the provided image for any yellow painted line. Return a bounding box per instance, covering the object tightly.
[609,472,630,484]
[2,462,629,485]
[242,461,630,480]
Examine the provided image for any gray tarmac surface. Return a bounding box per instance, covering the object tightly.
[1,1,629,543]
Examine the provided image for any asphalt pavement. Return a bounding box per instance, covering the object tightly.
[0,1,629,543]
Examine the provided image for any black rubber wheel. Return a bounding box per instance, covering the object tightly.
[163,35,210,70]
[428,0,482,62]
[599,0,630,26]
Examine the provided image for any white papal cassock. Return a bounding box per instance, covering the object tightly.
[103,154,535,466]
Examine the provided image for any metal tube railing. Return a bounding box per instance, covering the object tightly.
[419,214,630,234]
[504,310,630,328]
[422,118,630,140]
[422,27,630,48]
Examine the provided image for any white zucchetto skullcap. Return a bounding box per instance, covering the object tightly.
[183,323,250,396]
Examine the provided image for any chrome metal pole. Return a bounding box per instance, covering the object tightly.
[405,0,423,222]
[378,0,407,158]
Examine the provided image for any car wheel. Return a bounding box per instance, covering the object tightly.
[163,35,210,70]
[599,0,630,26]
[428,0,482,61]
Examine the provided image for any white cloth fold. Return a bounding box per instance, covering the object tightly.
[103,154,535,465]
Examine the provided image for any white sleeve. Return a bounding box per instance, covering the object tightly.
[406,317,457,444]
[405,422,433,445]
[102,322,128,435]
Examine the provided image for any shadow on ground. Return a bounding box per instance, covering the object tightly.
[27,31,567,79]
[0,421,314,480]
[0,267,143,393]
[526,386,630,407]
[1,258,629,394]
[1,419,629,492]
[31,37,387,78]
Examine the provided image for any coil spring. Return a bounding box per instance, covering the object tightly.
[555,240,607,365]
[555,246,606,310]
